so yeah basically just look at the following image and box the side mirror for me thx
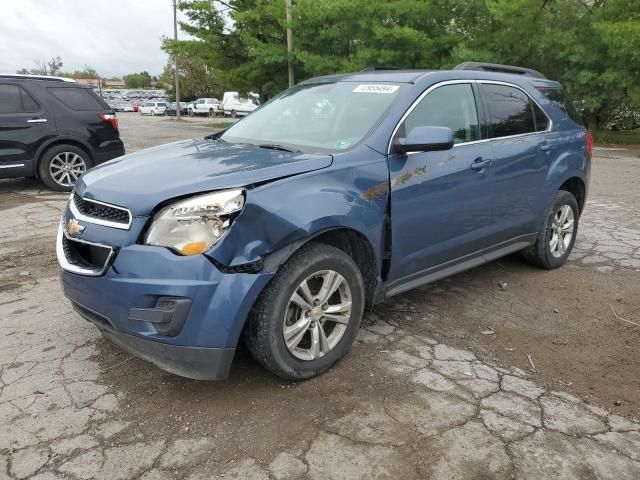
[396,126,454,154]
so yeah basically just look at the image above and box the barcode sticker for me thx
[352,84,399,94]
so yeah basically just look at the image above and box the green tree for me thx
[168,0,640,128]
[123,71,152,89]
[159,52,220,101]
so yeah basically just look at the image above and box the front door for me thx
[0,83,53,170]
[387,82,496,291]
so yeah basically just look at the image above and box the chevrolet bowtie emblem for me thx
[67,218,85,236]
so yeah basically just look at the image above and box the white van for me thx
[222,92,260,117]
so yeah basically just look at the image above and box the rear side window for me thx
[0,84,39,114]
[532,102,549,131]
[537,87,583,125]
[402,83,480,144]
[481,84,536,138]
[48,87,107,111]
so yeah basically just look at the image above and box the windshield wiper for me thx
[257,143,301,153]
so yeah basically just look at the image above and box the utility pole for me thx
[172,0,181,119]
[285,0,294,87]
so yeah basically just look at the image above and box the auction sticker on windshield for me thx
[353,84,399,94]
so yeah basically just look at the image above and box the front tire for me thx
[38,144,92,191]
[522,190,579,269]
[231,110,237,118]
[244,243,365,380]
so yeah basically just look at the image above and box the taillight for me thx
[98,113,118,131]
[586,130,593,159]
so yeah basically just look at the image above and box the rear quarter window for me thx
[48,87,109,111]
[537,87,583,125]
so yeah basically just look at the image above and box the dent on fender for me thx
[207,159,390,271]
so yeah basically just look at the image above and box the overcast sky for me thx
[0,0,190,78]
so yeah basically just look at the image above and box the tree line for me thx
[162,0,639,130]
[17,57,159,90]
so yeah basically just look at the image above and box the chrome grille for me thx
[72,192,131,229]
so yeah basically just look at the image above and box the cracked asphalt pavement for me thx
[1,114,639,479]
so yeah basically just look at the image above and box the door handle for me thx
[26,118,47,123]
[540,142,552,151]
[470,157,492,171]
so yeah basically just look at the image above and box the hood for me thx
[77,138,333,215]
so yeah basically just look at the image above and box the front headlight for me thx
[144,189,244,255]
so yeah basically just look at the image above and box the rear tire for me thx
[231,110,237,118]
[38,144,92,191]
[522,190,579,269]
[244,243,365,380]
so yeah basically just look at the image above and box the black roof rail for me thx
[360,66,404,72]
[0,73,76,83]
[454,62,546,79]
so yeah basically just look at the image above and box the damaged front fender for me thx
[207,153,391,276]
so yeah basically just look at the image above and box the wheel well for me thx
[559,177,586,213]
[311,229,379,308]
[38,140,92,171]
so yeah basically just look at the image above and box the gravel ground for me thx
[0,114,639,479]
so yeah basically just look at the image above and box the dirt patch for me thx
[0,238,58,293]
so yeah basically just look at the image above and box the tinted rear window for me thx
[537,87,583,125]
[48,87,108,111]
[481,84,536,138]
[0,84,39,114]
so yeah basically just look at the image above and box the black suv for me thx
[0,74,125,191]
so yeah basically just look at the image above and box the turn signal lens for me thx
[180,242,208,256]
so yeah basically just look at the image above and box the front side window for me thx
[481,84,537,138]
[398,83,480,144]
[0,84,39,114]
[221,82,407,153]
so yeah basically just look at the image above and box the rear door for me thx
[387,82,496,289]
[0,82,55,170]
[477,82,553,250]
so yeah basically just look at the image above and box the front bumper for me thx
[57,220,273,380]
[73,301,234,380]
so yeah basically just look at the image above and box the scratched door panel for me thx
[387,141,496,282]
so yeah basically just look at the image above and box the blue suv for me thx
[57,63,591,381]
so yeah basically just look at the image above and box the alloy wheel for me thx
[49,152,87,188]
[549,205,575,258]
[283,270,352,361]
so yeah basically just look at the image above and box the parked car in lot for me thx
[165,102,188,116]
[0,74,124,190]
[187,98,221,117]
[58,63,590,381]
[118,103,135,112]
[222,91,260,117]
[139,101,167,116]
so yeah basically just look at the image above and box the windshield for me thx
[221,82,406,153]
